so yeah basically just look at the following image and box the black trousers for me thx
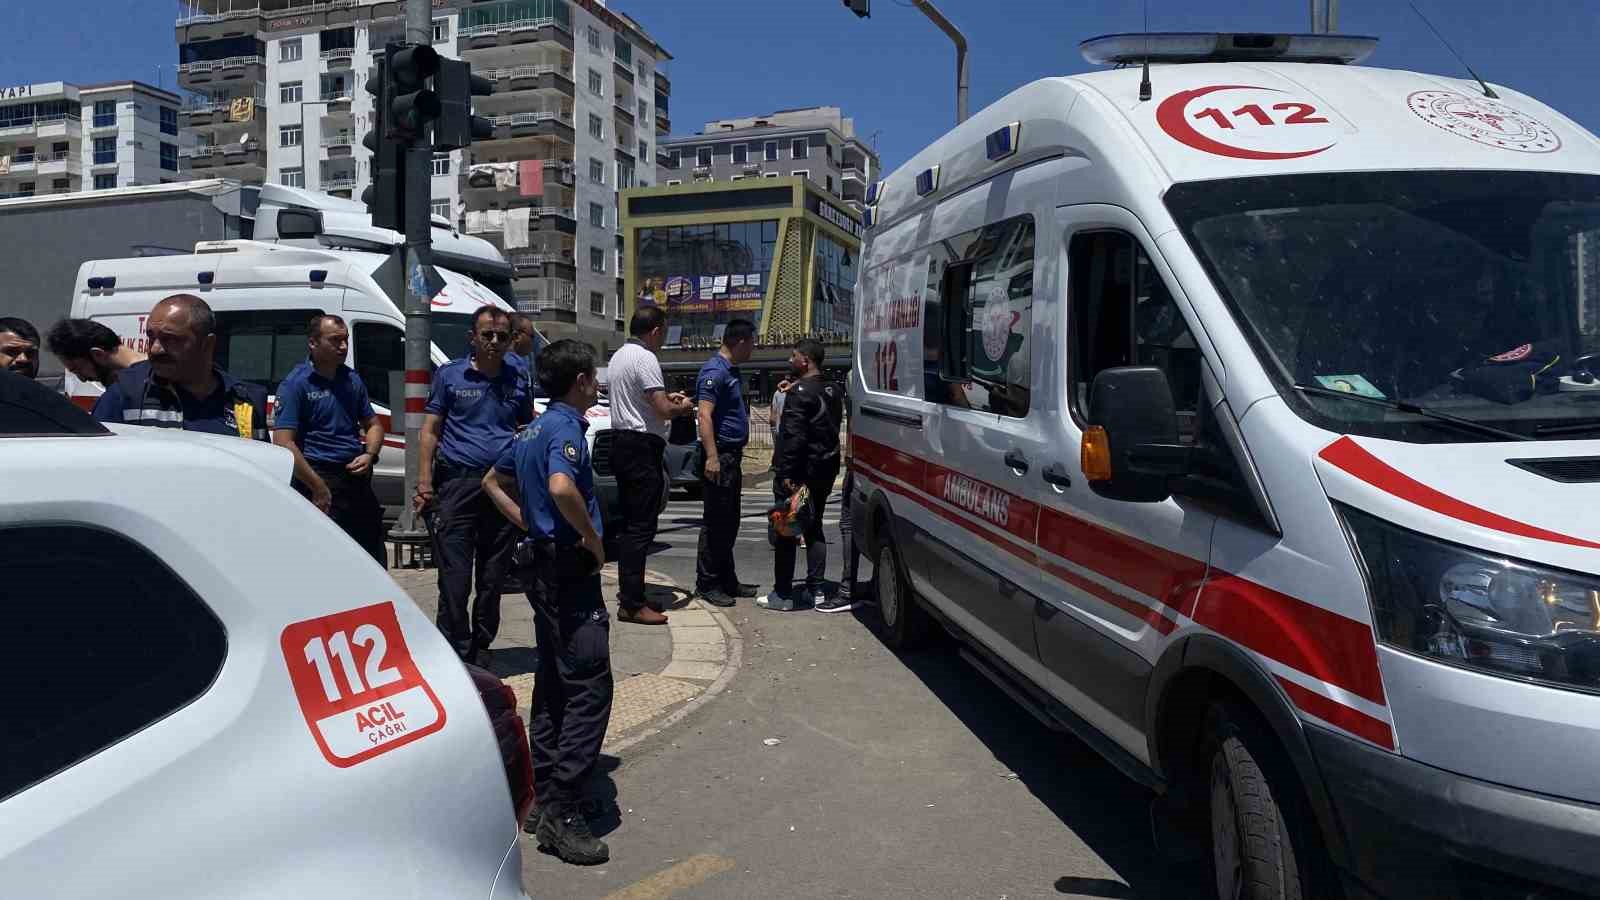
[298,461,386,566]
[839,466,861,587]
[526,564,612,804]
[431,464,517,661]
[611,430,665,612]
[773,467,837,595]
[695,445,744,593]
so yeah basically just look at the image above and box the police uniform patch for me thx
[564,441,579,462]
[703,378,715,390]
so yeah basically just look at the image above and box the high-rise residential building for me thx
[175,0,671,355]
[656,107,878,214]
[0,81,192,200]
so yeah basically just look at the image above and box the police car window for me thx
[0,525,226,803]
[213,309,324,396]
[935,214,1035,418]
[354,322,404,409]
[1071,231,1202,442]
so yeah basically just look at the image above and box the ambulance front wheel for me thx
[874,528,929,650]
[1203,701,1330,900]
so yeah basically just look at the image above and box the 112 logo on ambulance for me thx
[280,603,447,767]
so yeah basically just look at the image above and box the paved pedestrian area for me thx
[389,558,740,752]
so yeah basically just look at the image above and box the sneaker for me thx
[698,588,737,608]
[758,590,809,612]
[814,591,856,614]
[521,804,544,835]
[724,582,760,599]
[536,800,610,865]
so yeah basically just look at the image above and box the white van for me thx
[850,33,1600,899]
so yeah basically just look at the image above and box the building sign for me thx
[268,14,315,29]
[806,193,864,240]
[0,85,33,100]
[638,272,763,314]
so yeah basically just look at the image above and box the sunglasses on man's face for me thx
[477,330,511,342]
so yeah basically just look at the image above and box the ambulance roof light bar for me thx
[1080,32,1379,66]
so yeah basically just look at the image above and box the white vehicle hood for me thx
[104,422,294,486]
[1315,434,1600,574]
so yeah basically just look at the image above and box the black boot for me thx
[536,800,610,865]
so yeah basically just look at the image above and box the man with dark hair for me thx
[416,304,533,665]
[764,339,845,611]
[0,317,41,380]
[693,318,757,607]
[272,315,387,564]
[508,312,544,397]
[92,295,268,440]
[606,305,694,625]
[46,318,145,388]
[482,338,612,865]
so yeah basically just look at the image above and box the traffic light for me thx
[434,59,495,151]
[843,0,869,18]
[361,56,403,230]
[387,43,441,142]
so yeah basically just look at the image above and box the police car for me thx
[0,372,534,898]
[852,32,1600,900]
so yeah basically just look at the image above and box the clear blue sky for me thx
[5,1,1595,175]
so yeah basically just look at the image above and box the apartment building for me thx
[0,81,189,200]
[656,107,877,213]
[175,0,672,355]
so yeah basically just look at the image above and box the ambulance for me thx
[64,183,546,513]
[849,32,1600,899]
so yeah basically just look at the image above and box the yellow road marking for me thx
[601,854,735,900]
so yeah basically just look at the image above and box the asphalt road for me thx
[520,487,1206,900]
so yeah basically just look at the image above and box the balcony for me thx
[485,109,574,143]
[613,102,635,130]
[320,172,356,192]
[459,17,571,51]
[613,61,634,86]
[176,0,360,28]
[37,151,81,177]
[320,46,356,66]
[655,113,670,135]
[842,167,865,182]
[321,130,355,156]
[178,56,266,87]
[0,112,80,140]
[462,158,574,197]
[477,64,575,97]
[509,250,575,272]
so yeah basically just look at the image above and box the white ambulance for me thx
[849,33,1600,899]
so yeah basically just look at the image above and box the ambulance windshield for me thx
[1167,170,1600,442]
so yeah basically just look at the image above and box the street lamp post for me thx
[298,98,337,188]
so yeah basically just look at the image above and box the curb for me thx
[605,592,744,755]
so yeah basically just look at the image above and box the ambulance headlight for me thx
[1340,505,1600,691]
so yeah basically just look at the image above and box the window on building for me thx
[762,172,779,179]
[634,219,781,344]
[732,145,747,165]
[731,175,743,182]
[0,525,227,804]
[160,142,178,172]
[590,247,605,273]
[589,158,605,184]
[667,179,682,186]
[94,174,117,190]
[92,100,116,128]
[667,149,681,169]
[792,138,809,160]
[431,18,450,43]
[696,146,712,167]
[49,178,68,193]
[431,199,451,220]
[14,146,33,164]
[279,167,304,188]
[638,99,649,122]
[791,170,809,182]
[160,106,178,135]
[926,214,1036,418]
[93,137,116,166]
[432,153,450,177]
[590,291,606,316]
[588,114,604,140]
[826,175,834,193]
[280,81,303,105]
[587,26,601,52]
[281,38,302,62]
[18,182,35,196]
[588,69,603,96]
[613,35,632,66]
[280,125,302,148]
[764,141,778,162]
[589,202,605,228]
[639,140,648,162]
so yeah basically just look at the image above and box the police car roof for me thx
[0,370,109,437]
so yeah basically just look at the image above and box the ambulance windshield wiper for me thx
[1291,384,1533,442]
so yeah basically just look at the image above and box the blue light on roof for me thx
[985,123,1020,161]
[914,166,939,197]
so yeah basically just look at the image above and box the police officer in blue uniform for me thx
[481,339,612,866]
[93,294,268,440]
[415,306,533,665]
[693,318,758,607]
[272,314,387,565]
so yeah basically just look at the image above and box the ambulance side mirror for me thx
[1086,366,1188,503]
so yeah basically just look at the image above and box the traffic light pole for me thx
[911,0,968,125]
[393,0,435,542]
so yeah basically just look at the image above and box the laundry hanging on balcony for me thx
[503,207,531,250]
[518,160,543,198]
[466,162,518,190]
[465,210,487,233]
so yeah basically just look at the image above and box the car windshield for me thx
[1166,171,1600,442]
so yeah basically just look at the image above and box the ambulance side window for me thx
[934,214,1035,417]
[214,309,325,396]
[1070,232,1202,442]
[354,322,405,409]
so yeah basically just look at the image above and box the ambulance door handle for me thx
[1003,448,1030,475]
[1042,463,1072,491]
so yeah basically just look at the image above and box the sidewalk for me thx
[389,561,741,752]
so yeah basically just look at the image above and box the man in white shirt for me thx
[608,305,695,624]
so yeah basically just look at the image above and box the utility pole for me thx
[392,0,437,543]
[1310,0,1339,33]
[844,0,968,125]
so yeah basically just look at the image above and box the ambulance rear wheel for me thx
[1203,701,1326,900]
[875,530,928,650]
